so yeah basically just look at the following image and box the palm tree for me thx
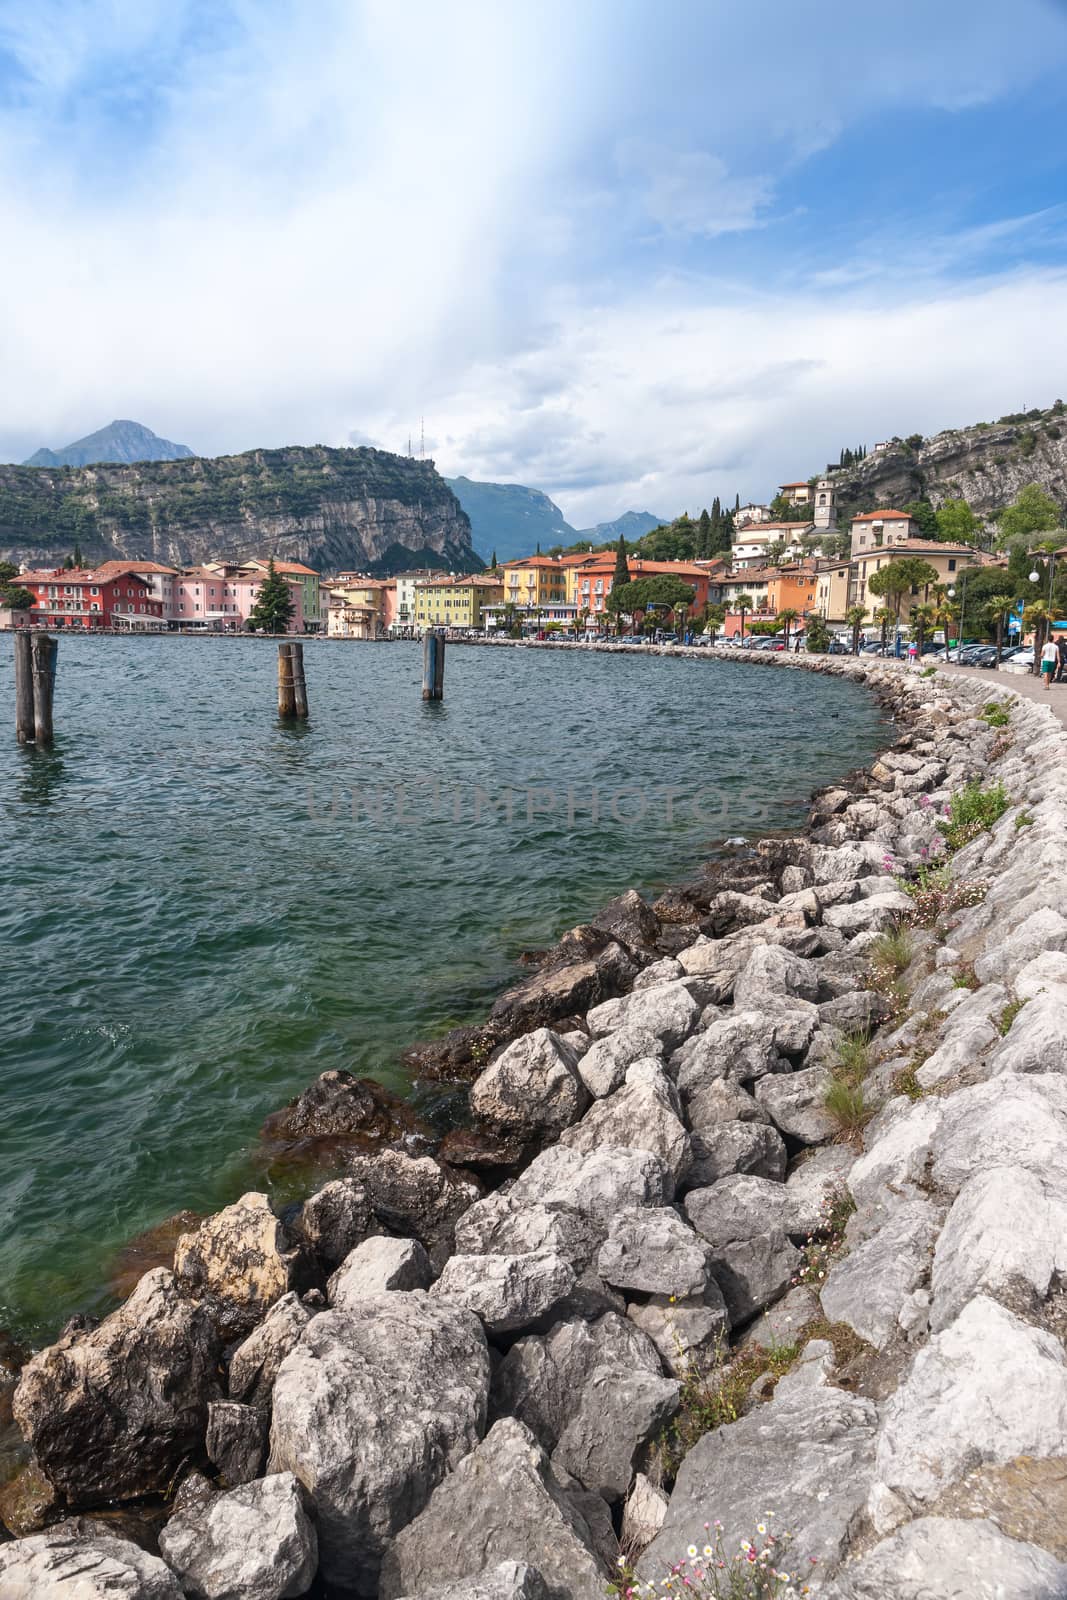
[873,605,894,652]
[983,593,1016,667]
[909,602,937,653]
[734,594,755,643]
[704,602,727,643]
[931,594,957,662]
[1024,600,1052,674]
[776,608,799,650]
[844,604,867,656]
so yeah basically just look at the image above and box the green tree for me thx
[776,608,799,650]
[935,498,979,544]
[0,562,18,585]
[733,593,755,643]
[983,593,1016,666]
[697,507,712,558]
[702,602,727,641]
[903,500,938,538]
[73,542,83,567]
[997,483,1061,545]
[1,585,34,612]
[844,604,867,655]
[909,602,937,651]
[805,614,831,652]
[611,535,631,593]
[867,557,941,624]
[932,594,958,660]
[248,557,294,633]
[1023,600,1052,670]
[490,550,497,570]
[874,605,894,651]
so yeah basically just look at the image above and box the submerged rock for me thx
[14,1268,221,1507]
[261,1068,427,1150]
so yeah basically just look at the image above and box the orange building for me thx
[767,565,819,618]
[566,556,718,625]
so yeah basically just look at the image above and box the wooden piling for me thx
[277,642,297,717]
[290,640,309,718]
[14,632,34,744]
[30,633,57,747]
[422,631,445,700]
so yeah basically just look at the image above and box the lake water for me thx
[0,637,886,1337]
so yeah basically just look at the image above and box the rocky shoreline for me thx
[3,654,1067,1599]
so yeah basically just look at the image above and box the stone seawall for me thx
[3,657,1067,1599]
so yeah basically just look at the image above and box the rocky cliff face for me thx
[831,403,1067,527]
[0,446,479,576]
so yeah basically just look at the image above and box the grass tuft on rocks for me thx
[980,701,1011,729]
[997,998,1027,1036]
[937,779,1008,850]
[823,1030,873,1139]
[891,1063,926,1101]
[654,1342,801,1482]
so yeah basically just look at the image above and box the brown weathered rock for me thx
[651,888,702,925]
[591,890,662,954]
[106,1210,203,1302]
[174,1192,302,1337]
[261,1069,427,1151]
[438,1123,529,1174]
[205,1400,268,1487]
[0,1458,65,1536]
[13,1268,221,1507]
[296,1176,375,1270]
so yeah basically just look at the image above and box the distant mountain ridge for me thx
[24,419,194,469]
[445,476,666,561]
[0,445,477,575]
[577,510,665,543]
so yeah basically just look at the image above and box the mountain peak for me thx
[24,420,195,469]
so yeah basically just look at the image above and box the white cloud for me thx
[616,139,773,238]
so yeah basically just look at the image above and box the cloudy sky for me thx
[3,0,1067,524]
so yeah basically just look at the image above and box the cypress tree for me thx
[249,556,295,633]
[490,550,497,570]
[611,535,631,592]
[697,508,712,558]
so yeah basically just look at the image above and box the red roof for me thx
[736,521,813,534]
[91,559,177,578]
[779,481,810,489]
[851,509,912,522]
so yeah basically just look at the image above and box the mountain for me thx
[0,446,479,576]
[23,419,195,469]
[827,401,1067,531]
[444,476,576,563]
[577,510,666,543]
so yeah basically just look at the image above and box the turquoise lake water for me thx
[0,637,886,1337]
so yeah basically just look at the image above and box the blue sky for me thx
[3,0,1067,523]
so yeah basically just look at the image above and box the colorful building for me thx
[848,510,916,556]
[172,566,306,630]
[848,541,978,612]
[565,556,717,626]
[413,574,504,630]
[499,555,573,612]
[235,559,321,630]
[814,560,852,623]
[16,567,165,628]
[779,480,813,506]
[766,565,820,619]
[326,579,393,638]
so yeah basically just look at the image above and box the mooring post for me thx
[278,641,297,717]
[14,632,34,744]
[422,630,445,700]
[290,639,309,718]
[30,633,57,747]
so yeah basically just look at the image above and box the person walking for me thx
[1056,632,1067,684]
[907,638,919,669]
[1041,632,1059,688]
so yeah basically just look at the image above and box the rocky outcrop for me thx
[158,1472,317,1600]
[13,1268,221,1506]
[0,445,478,574]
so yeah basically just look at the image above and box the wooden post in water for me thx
[277,641,297,717]
[422,631,445,700]
[30,633,57,747]
[290,640,309,718]
[14,632,34,744]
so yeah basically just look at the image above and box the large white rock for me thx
[848,1098,945,1212]
[469,1028,588,1135]
[431,1251,576,1336]
[227,1291,312,1407]
[836,1516,1067,1600]
[551,1361,680,1502]
[499,1143,673,1218]
[875,1295,1067,1504]
[784,1147,856,1234]
[158,1472,317,1600]
[560,1061,691,1186]
[929,1074,1067,1195]
[732,944,821,1008]
[328,1236,431,1309]
[576,1025,664,1099]
[267,1293,489,1594]
[636,1343,877,1583]
[820,1199,942,1349]
[378,1419,610,1600]
[393,1564,548,1600]
[627,1286,729,1375]
[929,1165,1067,1331]
[684,1174,793,1248]
[597,1208,708,1299]
[974,906,1067,986]
[686,1121,787,1188]
[586,981,700,1049]
[0,1529,184,1599]
[453,1196,603,1270]
[989,989,1067,1076]
[755,1066,837,1144]
[673,1011,779,1095]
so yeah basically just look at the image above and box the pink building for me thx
[171,566,306,631]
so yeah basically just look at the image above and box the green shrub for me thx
[938,780,1009,850]
[920,665,937,678]
[869,923,914,978]
[1015,810,1034,829]
[823,1077,870,1137]
[997,999,1027,1036]
[902,866,988,927]
[981,702,1010,728]
[891,1064,925,1100]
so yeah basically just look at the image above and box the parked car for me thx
[1004,647,1035,667]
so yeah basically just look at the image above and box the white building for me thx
[813,479,838,531]
[735,502,771,529]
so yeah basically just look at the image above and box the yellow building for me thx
[814,560,852,623]
[327,579,388,638]
[848,541,978,612]
[413,574,503,630]
[500,556,570,610]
